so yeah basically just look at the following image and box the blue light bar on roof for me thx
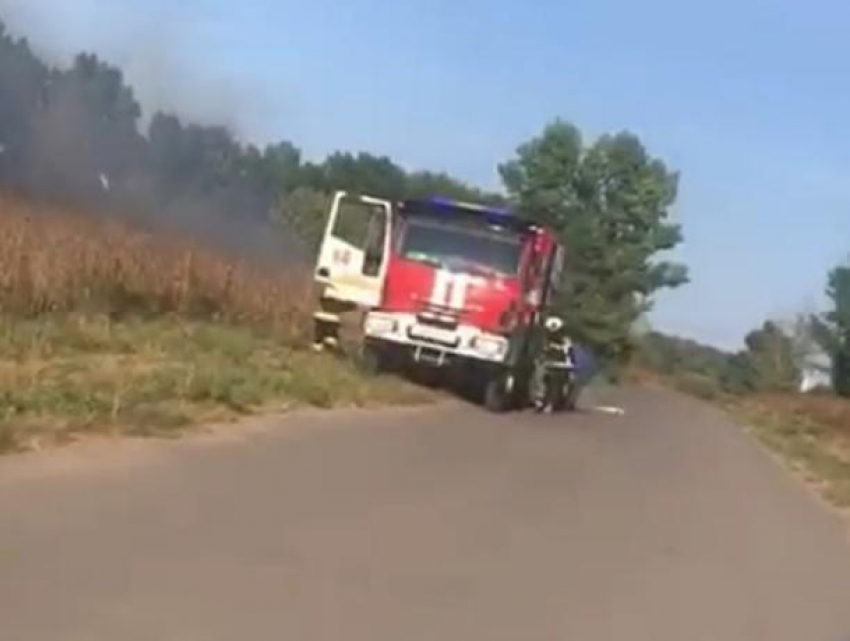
[425,197,514,219]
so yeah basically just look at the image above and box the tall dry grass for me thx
[0,196,314,343]
[0,196,436,454]
[745,392,850,441]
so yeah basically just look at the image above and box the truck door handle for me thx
[317,267,330,278]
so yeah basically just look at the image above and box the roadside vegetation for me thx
[0,198,432,453]
[635,267,850,509]
[735,393,850,508]
[0,15,692,452]
[1,6,843,501]
[0,17,497,453]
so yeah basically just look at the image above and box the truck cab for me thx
[314,192,565,411]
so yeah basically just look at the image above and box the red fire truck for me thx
[313,192,566,412]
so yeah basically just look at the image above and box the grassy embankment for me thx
[637,369,850,509]
[0,197,431,453]
[733,392,850,509]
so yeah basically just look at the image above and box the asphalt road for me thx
[2,387,850,640]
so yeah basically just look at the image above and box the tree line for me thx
[0,15,689,367]
[638,264,850,399]
[812,266,850,396]
[0,17,492,260]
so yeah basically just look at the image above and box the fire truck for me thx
[313,192,566,412]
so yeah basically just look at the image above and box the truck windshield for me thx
[399,216,523,277]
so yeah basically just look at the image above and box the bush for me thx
[674,374,722,401]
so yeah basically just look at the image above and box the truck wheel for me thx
[509,373,531,411]
[484,376,510,413]
[360,343,384,376]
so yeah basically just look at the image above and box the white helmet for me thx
[544,316,564,333]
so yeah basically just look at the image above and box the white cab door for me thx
[315,191,393,308]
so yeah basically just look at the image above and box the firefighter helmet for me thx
[544,316,564,333]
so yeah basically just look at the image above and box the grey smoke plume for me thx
[0,0,274,138]
[0,1,302,263]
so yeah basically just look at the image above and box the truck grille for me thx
[416,306,459,330]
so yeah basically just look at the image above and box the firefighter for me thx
[313,206,386,352]
[531,315,576,411]
[312,298,356,352]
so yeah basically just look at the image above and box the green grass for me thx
[0,315,434,453]
[730,398,850,509]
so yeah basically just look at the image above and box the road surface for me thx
[2,387,850,640]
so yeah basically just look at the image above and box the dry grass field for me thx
[0,196,431,452]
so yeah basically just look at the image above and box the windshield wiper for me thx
[443,257,503,278]
[405,253,445,269]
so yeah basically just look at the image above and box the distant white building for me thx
[800,353,832,393]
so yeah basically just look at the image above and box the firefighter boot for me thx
[312,312,341,352]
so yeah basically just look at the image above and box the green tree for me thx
[27,53,146,205]
[500,120,687,365]
[719,352,759,395]
[261,141,304,194]
[303,152,408,200]
[0,19,50,188]
[405,170,502,203]
[742,321,801,392]
[811,265,850,397]
[276,187,333,255]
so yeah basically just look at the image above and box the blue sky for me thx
[2,0,849,348]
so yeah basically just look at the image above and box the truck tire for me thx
[563,383,580,412]
[360,342,384,376]
[484,376,510,413]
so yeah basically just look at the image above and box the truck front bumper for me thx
[363,311,510,366]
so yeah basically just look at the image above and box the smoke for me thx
[0,0,274,139]
[0,1,302,264]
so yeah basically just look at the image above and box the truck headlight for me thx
[364,315,397,336]
[473,336,508,359]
